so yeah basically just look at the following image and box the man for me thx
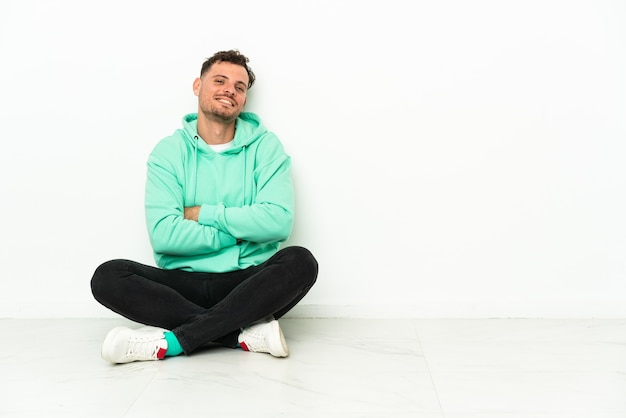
[91,50,318,363]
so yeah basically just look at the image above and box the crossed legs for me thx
[90,246,318,355]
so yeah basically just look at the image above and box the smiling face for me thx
[193,61,249,124]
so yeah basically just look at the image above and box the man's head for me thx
[193,50,255,124]
[200,50,255,90]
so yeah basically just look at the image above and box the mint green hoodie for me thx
[145,112,294,272]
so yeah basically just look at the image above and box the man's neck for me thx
[197,115,236,145]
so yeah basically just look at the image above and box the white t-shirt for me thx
[208,140,234,153]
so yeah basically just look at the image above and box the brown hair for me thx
[200,50,256,89]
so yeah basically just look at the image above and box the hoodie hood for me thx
[181,112,268,153]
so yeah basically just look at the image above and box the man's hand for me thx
[184,205,242,244]
[184,206,201,222]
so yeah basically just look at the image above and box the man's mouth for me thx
[216,97,235,107]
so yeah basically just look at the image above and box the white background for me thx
[1,0,625,318]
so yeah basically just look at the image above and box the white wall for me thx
[1,0,625,318]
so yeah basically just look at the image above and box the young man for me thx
[91,50,318,363]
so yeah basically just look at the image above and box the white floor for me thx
[1,318,625,417]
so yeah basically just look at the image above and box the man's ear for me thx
[192,78,201,96]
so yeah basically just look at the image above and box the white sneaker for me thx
[101,326,168,364]
[238,319,289,358]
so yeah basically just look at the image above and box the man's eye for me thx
[236,86,245,93]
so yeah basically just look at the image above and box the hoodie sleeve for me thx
[197,136,294,243]
[145,141,238,256]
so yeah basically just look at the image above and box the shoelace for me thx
[126,335,163,360]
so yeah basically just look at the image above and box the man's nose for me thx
[224,84,236,96]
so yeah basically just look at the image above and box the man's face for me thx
[193,61,249,123]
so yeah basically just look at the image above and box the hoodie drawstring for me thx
[242,145,247,207]
[192,135,199,205]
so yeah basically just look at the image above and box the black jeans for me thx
[90,246,318,354]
